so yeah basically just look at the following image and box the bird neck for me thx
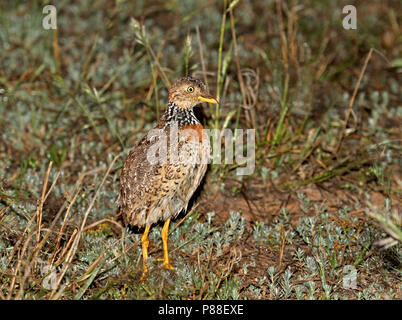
[164,101,199,127]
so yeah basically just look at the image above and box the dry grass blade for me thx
[83,218,124,233]
[229,8,248,135]
[6,231,35,300]
[335,48,374,153]
[49,153,122,299]
[5,162,61,299]
[278,224,285,268]
[196,26,209,91]
[0,203,10,222]
[36,161,53,243]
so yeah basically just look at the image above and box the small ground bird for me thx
[118,77,218,279]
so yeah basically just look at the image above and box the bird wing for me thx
[118,124,209,226]
[118,132,164,212]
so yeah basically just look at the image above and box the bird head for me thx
[168,77,218,109]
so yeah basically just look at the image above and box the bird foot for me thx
[139,271,148,281]
[163,262,174,270]
[157,258,174,270]
[139,265,149,281]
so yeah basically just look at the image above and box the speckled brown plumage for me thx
[117,77,218,279]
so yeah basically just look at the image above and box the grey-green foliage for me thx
[214,212,246,256]
[280,267,293,298]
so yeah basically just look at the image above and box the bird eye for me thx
[187,86,194,93]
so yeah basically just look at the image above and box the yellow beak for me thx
[198,96,219,104]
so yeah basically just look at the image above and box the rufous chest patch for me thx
[181,123,204,142]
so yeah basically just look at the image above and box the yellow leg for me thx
[139,225,151,281]
[159,218,174,269]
